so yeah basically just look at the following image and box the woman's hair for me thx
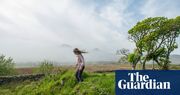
[73,48,87,54]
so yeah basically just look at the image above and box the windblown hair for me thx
[73,48,87,54]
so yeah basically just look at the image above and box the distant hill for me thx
[170,54,180,64]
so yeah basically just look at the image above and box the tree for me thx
[127,49,141,70]
[156,16,180,69]
[116,48,130,64]
[0,55,15,76]
[118,56,129,64]
[117,48,141,70]
[128,16,180,70]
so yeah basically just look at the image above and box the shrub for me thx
[38,60,54,75]
[0,55,15,76]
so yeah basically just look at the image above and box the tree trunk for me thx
[162,56,170,70]
[155,59,162,68]
[132,64,136,70]
[142,58,147,70]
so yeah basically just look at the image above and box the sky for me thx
[0,0,180,64]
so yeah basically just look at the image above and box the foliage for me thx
[38,60,54,75]
[127,50,141,70]
[0,55,15,76]
[128,16,180,70]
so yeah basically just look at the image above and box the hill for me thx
[0,70,114,95]
[170,54,180,64]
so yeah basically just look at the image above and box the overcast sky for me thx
[0,0,180,63]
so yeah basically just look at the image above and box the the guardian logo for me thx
[118,72,171,90]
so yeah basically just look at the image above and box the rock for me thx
[0,74,45,85]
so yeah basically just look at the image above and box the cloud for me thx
[0,0,133,63]
[0,0,179,63]
[140,0,180,18]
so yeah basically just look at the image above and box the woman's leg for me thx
[79,66,85,82]
[75,69,80,82]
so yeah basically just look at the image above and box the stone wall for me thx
[0,74,45,85]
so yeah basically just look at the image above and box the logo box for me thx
[115,70,180,95]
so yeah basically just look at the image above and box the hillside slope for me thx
[0,70,115,95]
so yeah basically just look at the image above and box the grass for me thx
[1,64,180,95]
[0,70,115,95]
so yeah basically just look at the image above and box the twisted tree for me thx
[128,16,180,70]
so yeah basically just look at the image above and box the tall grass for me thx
[0,70,115,95]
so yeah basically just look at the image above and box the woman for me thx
[73,48,86,82]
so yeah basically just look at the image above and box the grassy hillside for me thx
[1,64,179,95]
[0,70,115,95]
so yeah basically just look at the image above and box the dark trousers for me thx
[75,66,85,82]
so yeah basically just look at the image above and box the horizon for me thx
[15,54,180,68]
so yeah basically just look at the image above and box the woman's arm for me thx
[75,55,81,67]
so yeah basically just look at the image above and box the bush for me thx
[0,55,15,76]
[38,60,54,75]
